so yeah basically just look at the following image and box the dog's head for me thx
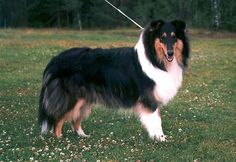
[143,20,189,70]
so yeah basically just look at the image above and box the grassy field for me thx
[0,28,235,161]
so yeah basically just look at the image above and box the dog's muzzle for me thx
[165,50,174,62]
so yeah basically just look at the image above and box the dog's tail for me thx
[38,67,76,134]
[38,48,90,134]
[38,71,55,134]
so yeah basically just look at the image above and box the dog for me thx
[38,20,189,141]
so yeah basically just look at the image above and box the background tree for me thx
[0,0,236,31]
[211,0,221,30]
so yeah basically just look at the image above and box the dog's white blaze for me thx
[135,35,183,105]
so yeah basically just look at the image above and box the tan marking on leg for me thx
[72,105,92,137]
[54,117,65,138]
[134,102,152,117]
[54,99,86,138]
[80,105,92,120]
[65,99,85,122]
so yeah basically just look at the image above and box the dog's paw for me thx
[154,134,166,142]
[149,130,166,142]
[77,132,90,138]
[76,129,90,138]
[55,133,63,139]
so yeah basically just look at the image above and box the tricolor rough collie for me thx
[39,20,189,141]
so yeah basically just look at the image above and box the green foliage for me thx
[0,29,236,161]
[0,0,236,31]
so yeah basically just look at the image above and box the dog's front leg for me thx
[135,106,166,142]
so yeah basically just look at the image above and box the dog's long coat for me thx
[39,20,189,141]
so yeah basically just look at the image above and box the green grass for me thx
[0,28,236,161]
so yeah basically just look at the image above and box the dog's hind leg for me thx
[72,104,92,137]
[72,120,90,137]
[54,117,65,138]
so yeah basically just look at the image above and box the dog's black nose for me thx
[167,50,174,57]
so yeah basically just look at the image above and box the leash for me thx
[104,0,144,30]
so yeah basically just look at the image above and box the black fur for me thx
[39,47,157,130]
[172,20,190,67]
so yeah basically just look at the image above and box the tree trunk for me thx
[66,9,69,26]
[57,0,61,28]
[212,0,220,30]
[77,12,82,30]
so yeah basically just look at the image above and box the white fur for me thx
[76,127,90,138]
[135,34,183,105]
[41,120,48,134]
[139,109,166,141]
[41,120,54,134]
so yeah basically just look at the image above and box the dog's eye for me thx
[160,36,166,43]
[172,35,177,42]
[171,32,177,42]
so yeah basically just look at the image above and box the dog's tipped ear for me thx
[172,20,186,31]
[149,19,164,31]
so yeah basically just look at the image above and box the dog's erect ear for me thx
[149,20,164,31]
[172,20,186,31]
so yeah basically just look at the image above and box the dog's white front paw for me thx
[149,130,166,142]
[154,134,166,142]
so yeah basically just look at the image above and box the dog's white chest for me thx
[135,39,183,105]
[154,60,183,105]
